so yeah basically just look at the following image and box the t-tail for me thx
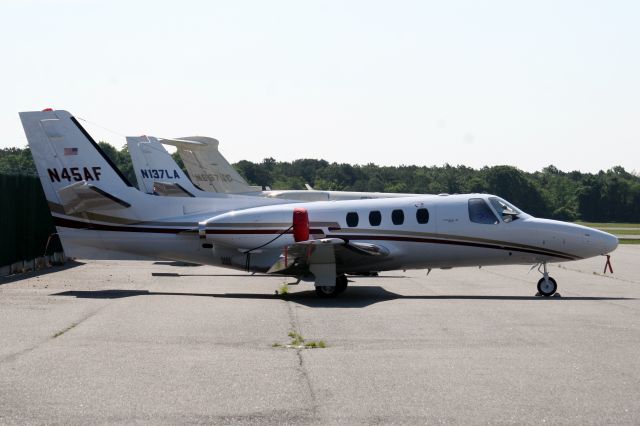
[19,109,289,261]
[20,110,136,207]
[126,135,202,197]
[160,136,262,193]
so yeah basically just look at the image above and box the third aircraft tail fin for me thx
[161,136,262,194]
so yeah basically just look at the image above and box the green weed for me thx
[277,282,289,296]
[272,331,327,349]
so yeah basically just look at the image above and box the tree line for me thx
[2,144,639,223]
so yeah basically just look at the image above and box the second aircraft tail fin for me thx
[126,135,201,196]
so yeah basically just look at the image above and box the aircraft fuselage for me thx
[55,194,617,276]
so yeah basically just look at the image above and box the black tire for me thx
[335,275,348,294]
[537,276,557,297]
[315,275,348,298]
[315,285,339,298]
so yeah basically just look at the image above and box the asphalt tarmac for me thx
[1,246,639,424]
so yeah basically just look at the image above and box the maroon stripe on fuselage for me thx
[53,216,189,234]
[53,216,578,260]
[204,229,326,235]
[326,234,578,261]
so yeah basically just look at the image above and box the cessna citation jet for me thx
[20,109,618,297]
[126,134,416,201]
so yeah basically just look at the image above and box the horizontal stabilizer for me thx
[152,181,195,198]
[57,181,131,214]
[158,137,207,147]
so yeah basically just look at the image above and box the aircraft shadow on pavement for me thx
[150,273,407,279]
[153,261,202,267]
[151,272,277,278]
[50,286,635,309]
[0,260,85,285]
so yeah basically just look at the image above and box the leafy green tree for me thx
[480,166,548,217]
[0,147,37,176]
[2,143,639,222]
[97,142,135,185]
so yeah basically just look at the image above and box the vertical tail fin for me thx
[161,136,261,193]
[19,110,134,206]
[19,109,145,259]
[126,135,200,196]
[18,109,291,261]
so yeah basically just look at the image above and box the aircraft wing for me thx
[267,238,390,285]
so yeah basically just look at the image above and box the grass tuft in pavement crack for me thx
[272,331,327,349]
[276,282,289,296]
[53,322,78,338]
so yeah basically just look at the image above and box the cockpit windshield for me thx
[489,197,523,223]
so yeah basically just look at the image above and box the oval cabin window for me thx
[346,212,359,227]
[369,211,382,226]
[391,209,404,225]
[416,208,429,224]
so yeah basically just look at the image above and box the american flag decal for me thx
[64,147,78,156]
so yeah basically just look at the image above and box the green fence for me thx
[0,174,62,266]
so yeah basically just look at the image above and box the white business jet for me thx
[20,109,618,297]
[127,134,417,201]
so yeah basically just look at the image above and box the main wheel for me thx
[335,274,348,293]
[537,276,557,297]
[315,285,339,298]
[315,275,349,298]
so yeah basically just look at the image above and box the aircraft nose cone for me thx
[601,232,619,254]
[590,228,619,255]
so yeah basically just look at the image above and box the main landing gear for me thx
[315,274,348,298]
[536,262,558,297]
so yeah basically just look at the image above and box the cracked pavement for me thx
[1,247,639,424]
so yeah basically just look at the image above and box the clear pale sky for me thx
[2,0,638,172]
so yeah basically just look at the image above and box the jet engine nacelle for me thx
[199,206,303,250]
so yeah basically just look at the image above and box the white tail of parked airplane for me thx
[127,135,207,197]
[21,109,619,298]
[133,134,418,201]
[19,110,291,261]
[160,136,262,193]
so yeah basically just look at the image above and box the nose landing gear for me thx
[536,262,557,297]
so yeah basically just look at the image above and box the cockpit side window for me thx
[346,212,359,227]
[488,197,521,223]
[468,198,499,224]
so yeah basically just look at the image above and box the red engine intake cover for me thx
[292,207,309,242]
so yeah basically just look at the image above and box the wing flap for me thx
[267,238,391,282]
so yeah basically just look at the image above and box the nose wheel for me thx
[537,276,557,297]
[536,262,557,297]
